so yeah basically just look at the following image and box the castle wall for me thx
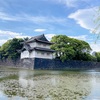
[21,50,29,59]
[0,58,100,70]
[34,51,53,59]
[29,51,35,58]
[0,58,34,69]
[21,50,53,59]
[34,58,100,70]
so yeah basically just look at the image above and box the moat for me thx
[0,68,100,100]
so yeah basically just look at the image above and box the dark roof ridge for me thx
[26,34,50,43]
[31,47,55,52]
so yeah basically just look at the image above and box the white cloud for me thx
[0,31,55,45]
[34,29,46,32]
[90,43,100,52]
[58,0,79,7]
[45,34,56,40]
[0,12,20,21]
[21,15,67,24]
[68,7,99,34]
[68,35,87,41]
[0,30,31,46]
[15,35,31,39]
[68,35,100,52]
[0,30,22,37]
[51,0,100,8]
[0,30,22,45]
[0,39,7,46]
[52,0,92,8]
[0,11,67,24]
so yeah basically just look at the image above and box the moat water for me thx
[0,68,100,100]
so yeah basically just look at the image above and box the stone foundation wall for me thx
[0,58,34,69]
[0,58,100,70]
[34,58,100,70]
[20,58,34,69]
[0,59,21,68]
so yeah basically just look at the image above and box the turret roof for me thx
[25,34,53,44]
[20,46,55,53]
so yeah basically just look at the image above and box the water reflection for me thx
[19,70,35,88]
[51,77,56,86]
[85,72,100,100]
[0,68,100,100]
[45,96,52,100]
[0,91,8,100]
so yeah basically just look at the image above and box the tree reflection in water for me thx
[0,69,94,100]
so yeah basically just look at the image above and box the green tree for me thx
[95,52,100,62]
[51,35,92,61]
[0,40,11,60]
[51,35,75,61]
[0,38,23,61]
[71,39,92,60]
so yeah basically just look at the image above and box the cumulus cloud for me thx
[68,35,87,41]
[0,30,22,37]
[45,34,56,40]
[34,29,46,32]
[68,35,100,52]
[15,35,31,39]
[90,43,100,52]
[0,30,31,46]
[0,30,56,46]
[0,39,7,46]
[0,30,19,45]
[68,7,99,34]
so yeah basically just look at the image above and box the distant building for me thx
[20,34,55,59]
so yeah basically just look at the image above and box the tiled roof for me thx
[32,47,55,52]
[20,47,55,52]
[19,34,55,53]
[26,34,53,44]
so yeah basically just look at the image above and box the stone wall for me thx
[0,58,34,69]
[0,59,21,68]
[21,58,34,69]
[34,58,100,70]
[0,58,100,70]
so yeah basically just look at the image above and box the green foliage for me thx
[51,35,92,61]
[0,35,99,62]
[0,38,23,61]
[95,52,100,62]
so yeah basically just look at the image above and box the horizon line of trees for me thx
[0,35,100,62]
[0,38,24,62]
[51,35,100,62]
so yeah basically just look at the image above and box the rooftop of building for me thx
[23,34,53,44]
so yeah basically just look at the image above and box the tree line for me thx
[0,38,23,61]
[0,35,100,62]
[51,35,100,62]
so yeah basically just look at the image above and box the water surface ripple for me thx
[0,68,100,100]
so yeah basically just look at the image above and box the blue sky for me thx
[0,0,100,51]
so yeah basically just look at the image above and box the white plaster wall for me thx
[21,50,54,59]
[29,42,50,49]
[29,51,35,58]
[21,51,29,59]
[34,51,53,59]
[29,42,37,48]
